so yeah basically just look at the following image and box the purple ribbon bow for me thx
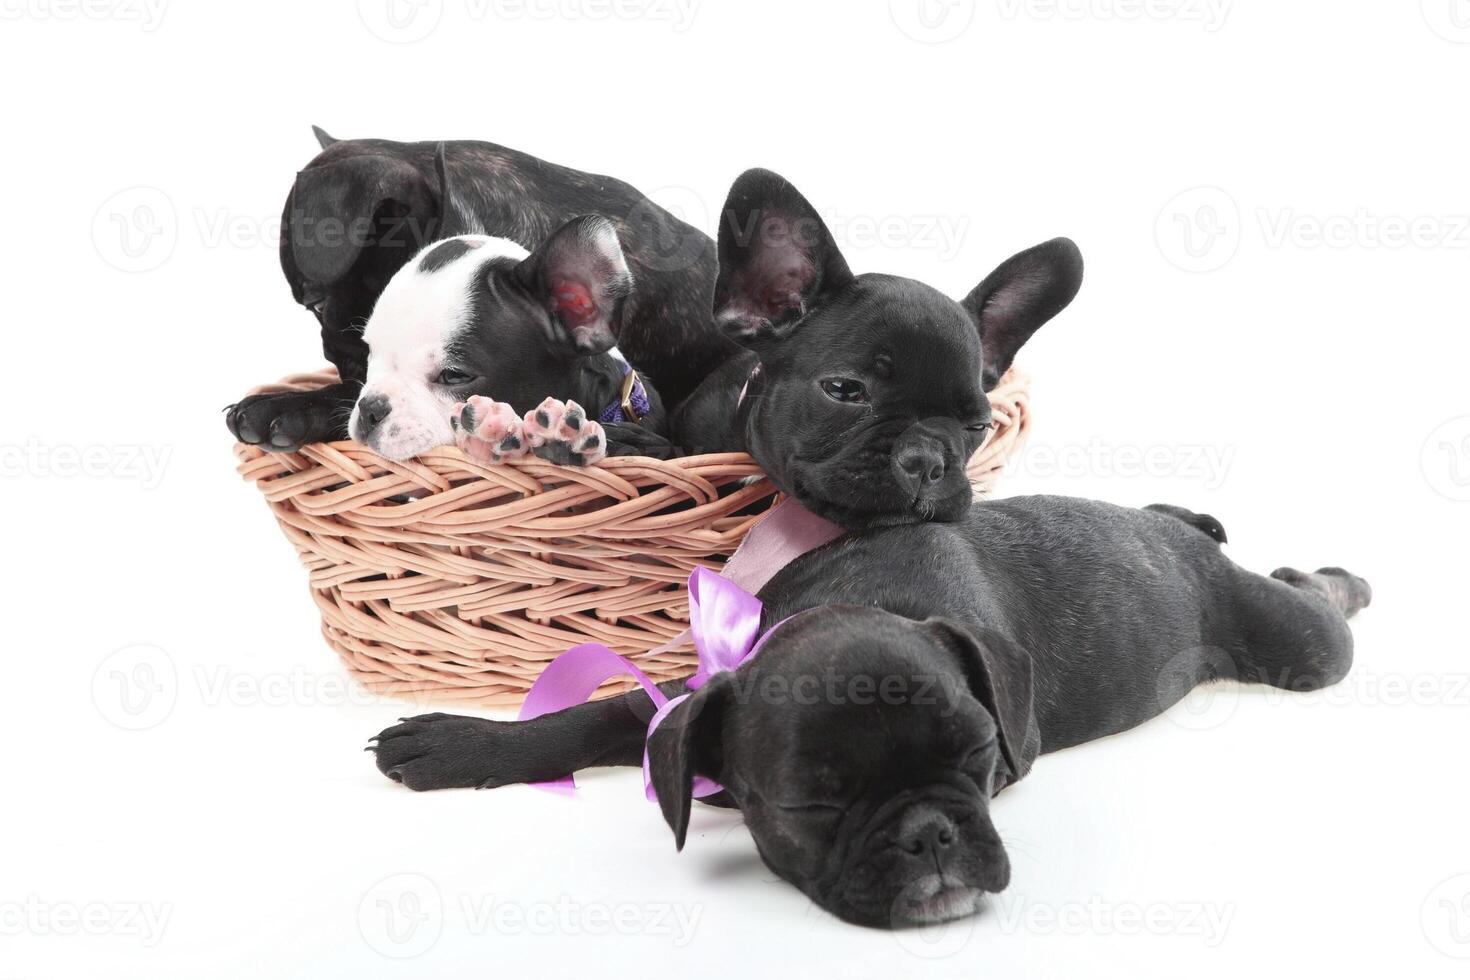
[518,566,773,801]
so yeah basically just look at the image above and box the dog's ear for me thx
[959,238,1083,390]
[713,168,854,350]
[287,155,436,285]
[311,125,337,150]
[646,674,734,851]
[926,619,1037,786]
[513,214,632,357]
[433,142,477,238]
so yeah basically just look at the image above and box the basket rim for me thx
[232,364,1030,476]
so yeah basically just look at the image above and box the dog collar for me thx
[735,363,762,410]
[598,365,650,426]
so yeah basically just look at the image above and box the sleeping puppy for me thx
[226,128,734,452]
[655,168,1084,528]
[368,499,1370,928]
[348,148,667,464]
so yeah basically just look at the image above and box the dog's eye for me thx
[961,741,997,771]
[966,421,994,434]
[778,801,846,816]
[436,368,476,387]
[820,378,869,404]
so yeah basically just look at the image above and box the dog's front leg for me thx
[602,422,678,459]
[226,380,361,451]
[368,678,690,792]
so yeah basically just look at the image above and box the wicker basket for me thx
[233,367,1031,707]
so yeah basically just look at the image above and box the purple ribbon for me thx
[518,566,770,801]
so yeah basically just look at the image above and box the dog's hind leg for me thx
[1228,565,1369,694]
[367,678,690,792]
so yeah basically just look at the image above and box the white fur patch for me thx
[351,234,528,460]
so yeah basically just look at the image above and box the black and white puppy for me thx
[348,148,667,463]
[368,498,1369,928]
[227,128,733,452]
[664,168,1084,528]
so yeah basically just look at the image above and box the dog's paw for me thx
[1271,565,1372,618]
[368,713,522,792]
[226,386,352,451]
[522,397,606,466]
[452,396,528,464]
[601,422,676,459]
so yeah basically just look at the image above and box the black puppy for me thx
[369,498,1369,927]
[227,128,734,452]
[345,146,667,463]
[658,168,1084,528]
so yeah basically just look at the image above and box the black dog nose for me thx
[894,442,947,489]
[358,394,392,430]
[898,810,957,857]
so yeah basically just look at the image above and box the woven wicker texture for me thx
[234,367,1031,706]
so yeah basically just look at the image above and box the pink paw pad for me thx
[522,397,607,466]
[452,396,528,464]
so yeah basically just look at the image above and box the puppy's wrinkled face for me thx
[712,168,1084,528]
[649,607,1029,928]
[351,216,632,460]
[351,235,529,460]
[743,277,992,527]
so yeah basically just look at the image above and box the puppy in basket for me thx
[358,160,1084,529]
[227,129,732,455]
[347,145,670,465]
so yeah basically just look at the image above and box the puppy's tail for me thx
[1145,503,1228,545]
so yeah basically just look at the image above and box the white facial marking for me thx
[350,234,528,460]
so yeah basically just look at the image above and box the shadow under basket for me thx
[233,367,1032,707]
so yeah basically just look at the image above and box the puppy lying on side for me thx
[348,146,667,464]
[369,499,1370,928]
[227,128,734,452]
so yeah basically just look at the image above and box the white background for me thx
[3,1,1468,977]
